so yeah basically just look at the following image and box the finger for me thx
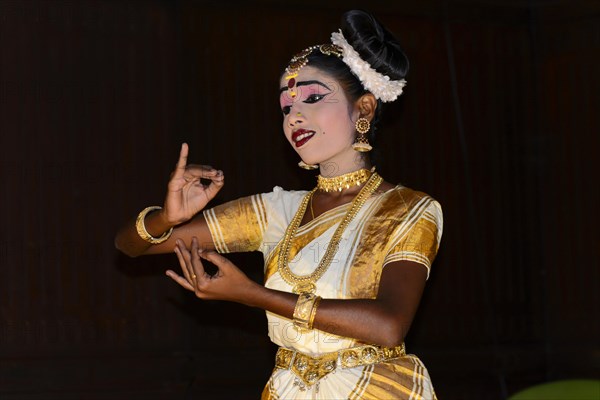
[183,165,220,180]
[212,170,225,184]
[174,240,196,283]
[176,168,220,186]
[165,270,195,291]
[187,164,215,171]
[190,237,207,281]
[198,249,232,270]
[202,170,225,199]
[172,143,189,180]
[174,245,192,282]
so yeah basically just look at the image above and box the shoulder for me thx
[380,184,443,223]
[260,186,309,203]
[258,186,310,217]
[382,184,439,207]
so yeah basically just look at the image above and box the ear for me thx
[355,93,377,121]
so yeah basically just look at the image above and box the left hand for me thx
[166,237,259,304]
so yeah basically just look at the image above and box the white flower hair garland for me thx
[330,30,407,102]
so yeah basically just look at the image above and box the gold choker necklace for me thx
[317,168,372,192]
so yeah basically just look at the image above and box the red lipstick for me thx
[292,129,316,148]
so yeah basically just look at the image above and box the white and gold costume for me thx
[204,184,443,399]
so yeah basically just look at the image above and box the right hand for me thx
[162,143,224,225]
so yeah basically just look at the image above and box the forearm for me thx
[115,210,216,258]
[169,250,425,347]
[114,208,174,257]
[247,286,410,347]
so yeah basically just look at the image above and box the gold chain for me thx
[278,172,383,294]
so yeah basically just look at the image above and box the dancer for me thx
[115,9,443,399]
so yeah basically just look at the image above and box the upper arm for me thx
[375,260,428,342]
[372,197,443,340]
[144,192,269,256]
[383,198,443,279]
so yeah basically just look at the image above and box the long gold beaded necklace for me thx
[277,170,383,294]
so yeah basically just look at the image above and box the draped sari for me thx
[203,185,443,399]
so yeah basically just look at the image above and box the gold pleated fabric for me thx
[260,355,438,400]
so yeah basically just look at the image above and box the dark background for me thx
[1,0,598,399]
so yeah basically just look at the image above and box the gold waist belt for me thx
[275,343,406,388]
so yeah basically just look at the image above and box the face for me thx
[279,66,360,171]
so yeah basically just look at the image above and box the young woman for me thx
[115,9,443,399]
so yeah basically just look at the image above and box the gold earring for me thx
[353,117,372,152]
[298,160,318,170]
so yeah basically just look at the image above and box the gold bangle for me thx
[135,206,173,244]
[293,293,319,330]
[307,296,321,330]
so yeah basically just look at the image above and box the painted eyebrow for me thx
[279,80,332,94]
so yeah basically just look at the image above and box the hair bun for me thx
[340,9,409,80]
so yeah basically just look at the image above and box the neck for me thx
[318,159,371,179]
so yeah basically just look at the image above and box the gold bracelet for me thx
[135,206,173,244]
[293,293,320,330]
[307,296,321,330]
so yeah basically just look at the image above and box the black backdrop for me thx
[1,1,598,399]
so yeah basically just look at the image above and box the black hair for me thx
[282,10,409,165]
[340,10,409,81]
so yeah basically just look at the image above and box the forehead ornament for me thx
[284,44,343,98]
[283,31,406,103]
